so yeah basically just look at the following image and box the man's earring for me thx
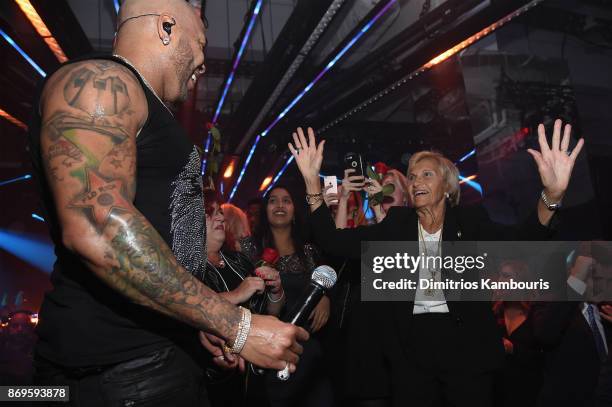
[445,192,450,199]
[163,37,170,45]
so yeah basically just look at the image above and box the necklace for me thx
[112,54,174,117]
[208,251,225,268]
[418,222,442,297]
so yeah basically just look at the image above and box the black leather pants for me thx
[34,345,209,407]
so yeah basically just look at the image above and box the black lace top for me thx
[240,236,320,318]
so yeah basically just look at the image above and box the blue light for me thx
[459,175,483,195]
[0,29,46,77]
[31,213,45,222]
[206,0,263,182]
[212,0,264,123]
[201,131,213,175]
[0,174,31,187]
[0,229,55,272]
[458,149,476,163]
[263,156,295,196]
[114,0,120,14]
[230,0,398,201]
[229,134,262,200]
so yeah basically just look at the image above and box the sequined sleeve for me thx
[239,236,259,264]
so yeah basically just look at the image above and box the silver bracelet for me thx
[267,289,285,303]
[229,306,251,354]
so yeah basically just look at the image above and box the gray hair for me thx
[407,150,461,206]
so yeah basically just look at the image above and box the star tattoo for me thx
[71,168,132,227]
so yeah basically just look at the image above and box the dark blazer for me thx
[308,203,554,396]
[531,300,602,407]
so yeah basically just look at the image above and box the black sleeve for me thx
[308,204,391,259]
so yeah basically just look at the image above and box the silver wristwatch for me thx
[541,190,562,211]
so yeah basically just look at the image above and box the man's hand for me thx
[240,314,309,373]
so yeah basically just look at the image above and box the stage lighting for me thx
[14,0,68,63]
[230,0,398,201]
[459,174,483,195]
[223,160,235,179]
[0,229,55,272]
[0,29,46,77]
[0,174,31,187]
[203,0,264,173]
[0,107,28,130]
[263,156,295,196]
[31,213,45,222]
[259,176,273,192]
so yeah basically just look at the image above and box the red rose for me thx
[206,122,214,130]
[373,162,389,177]
[260,247,280,266]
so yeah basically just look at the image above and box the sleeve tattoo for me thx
[40,60,240,341]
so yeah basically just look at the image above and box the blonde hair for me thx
[407,151,460,207]
[221,203,251,251]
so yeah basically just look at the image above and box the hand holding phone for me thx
[323,176,338,205]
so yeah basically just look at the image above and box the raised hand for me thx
[527,119,584,201]
[288,127,325,186]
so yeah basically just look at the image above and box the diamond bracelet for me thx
[229,306,251,354]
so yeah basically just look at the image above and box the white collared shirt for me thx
[413,224,449,314]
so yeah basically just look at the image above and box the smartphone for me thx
[344,152,365,177]
[323,176,338,204]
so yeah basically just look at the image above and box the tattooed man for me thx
[28,1,307,405]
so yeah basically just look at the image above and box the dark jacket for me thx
[308,202,554,398]
[531,300,602,407]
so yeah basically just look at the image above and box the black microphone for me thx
[277,265,337,381]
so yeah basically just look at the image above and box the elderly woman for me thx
[199,190,285,407]
[287,121,583,407]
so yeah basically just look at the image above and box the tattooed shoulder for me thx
[40,59,146,231]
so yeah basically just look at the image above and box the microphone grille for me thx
[311,265,337,289]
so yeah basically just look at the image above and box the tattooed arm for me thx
[39,60,307,370]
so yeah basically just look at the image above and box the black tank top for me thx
[28,55,207,367]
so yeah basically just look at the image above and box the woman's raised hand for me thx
[288,127,325,185]
[527,119,584,201]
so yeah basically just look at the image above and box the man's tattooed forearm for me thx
[108,214,241,338]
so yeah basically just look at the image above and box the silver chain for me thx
[112,54,174,117]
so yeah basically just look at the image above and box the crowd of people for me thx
[13,0,611,406]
